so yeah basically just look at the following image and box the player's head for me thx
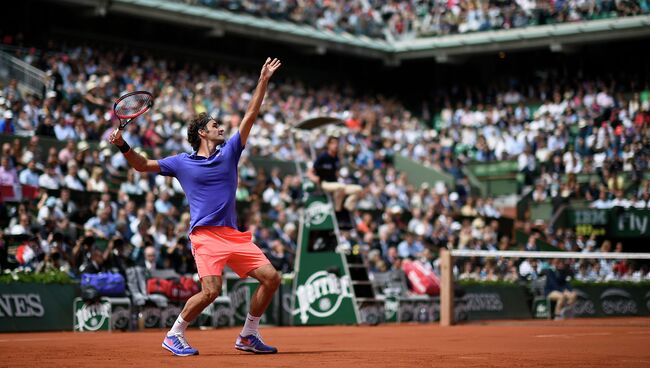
[188,112,225,151]
[326,136,338,155]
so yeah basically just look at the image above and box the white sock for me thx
[167,315,189,336]
[240,313,261,337]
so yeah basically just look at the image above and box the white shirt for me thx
[38,173,61,190]
[63,175,85,191]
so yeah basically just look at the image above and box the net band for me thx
[450,249,650,260]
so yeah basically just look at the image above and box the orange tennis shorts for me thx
[189,226,270,278]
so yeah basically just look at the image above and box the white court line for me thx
[535,334,572,338]
[535,332,612,338]
[626,331,650,335]
[458,356,487,360]
[620,360,650,364]
[0,338,50,343]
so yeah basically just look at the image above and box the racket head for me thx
[113,91,154,121]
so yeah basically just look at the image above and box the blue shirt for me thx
[397,240,424,259]
[158,131,244,233]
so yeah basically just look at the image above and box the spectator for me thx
[519,258,540,280]
[56,188,78,217]
[37,245,72,274]
[307,136,362,213]
[590,190,612,209]
[84,207,116,239]
[0,110,15,134]
[18,160,40,186]
[36,196,65,226]
[78,248,108,274]
[103,236,133,275]
[63,162,85,191]
[396,231,424,259]
[120,170,143,195]
[154,190,173,215]
[143,245,158,272]
[165,238,195,275]
[54,117,77,141]
[266,239,292,273]
[459,261,480,281]
[38,163,62,190]
[544,259,578,319]
[86,167,108,192]
[7,213,33,235]
[0,157,17,185]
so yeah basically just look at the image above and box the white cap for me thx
[3,110,13,119]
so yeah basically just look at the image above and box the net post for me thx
[440,247,454,326]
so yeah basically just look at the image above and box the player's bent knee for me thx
[270,272,281,289]
[261,271,281,289]
[202,287,220,302]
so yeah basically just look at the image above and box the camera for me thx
[82,235,95,247]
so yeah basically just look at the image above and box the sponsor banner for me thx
[0,283,77,332]
[573,285,650,317]
[303,198,334,230]
[292,195,359,325]
[455,284,532,321]
[384,296,399,323]
[73,297,111,331]
[568,209,650,238]
[294,270,355,325]
[225,276,279,326]
[613,210,650,238]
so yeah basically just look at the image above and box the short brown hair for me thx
[187,112,212,151]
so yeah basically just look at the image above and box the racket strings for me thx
[115,93,153,118]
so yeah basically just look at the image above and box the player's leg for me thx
[227,229,281,354]
[162,276,221,356]
[163,227,228,356]
[247,264,282,317]
[343,183,362,212]
[547,291,564,318]
[564,289,578,317]
[233,264,281,354]
[321,181,345,211]
[179,275,222,322]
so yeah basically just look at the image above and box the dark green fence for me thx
[0,282,78,332]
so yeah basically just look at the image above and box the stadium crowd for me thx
[431,78,650,210]
[179,0,650,40]
[0,35,649,289]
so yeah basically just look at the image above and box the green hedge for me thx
[0,270,74,284]
[570,280,650,288]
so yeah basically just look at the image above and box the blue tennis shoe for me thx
[162,333,199,356]
[235,334,278,354]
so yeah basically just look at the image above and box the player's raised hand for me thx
[260,57,281,80]
[109,127,125,146]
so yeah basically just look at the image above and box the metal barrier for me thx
[0,50,47,97]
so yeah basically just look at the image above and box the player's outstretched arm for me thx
[239,57,281,146]
[109,128,161,173]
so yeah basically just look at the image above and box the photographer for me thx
[72,232,95,273]
[103,235,134,276]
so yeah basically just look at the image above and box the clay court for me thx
[2,317,649,368]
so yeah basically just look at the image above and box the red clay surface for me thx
[2,318,650,368]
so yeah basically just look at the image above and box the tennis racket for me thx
[113,91,154,130]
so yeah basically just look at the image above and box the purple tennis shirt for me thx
[157,131,244,233]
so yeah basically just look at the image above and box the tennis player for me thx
[109,58,282,356]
